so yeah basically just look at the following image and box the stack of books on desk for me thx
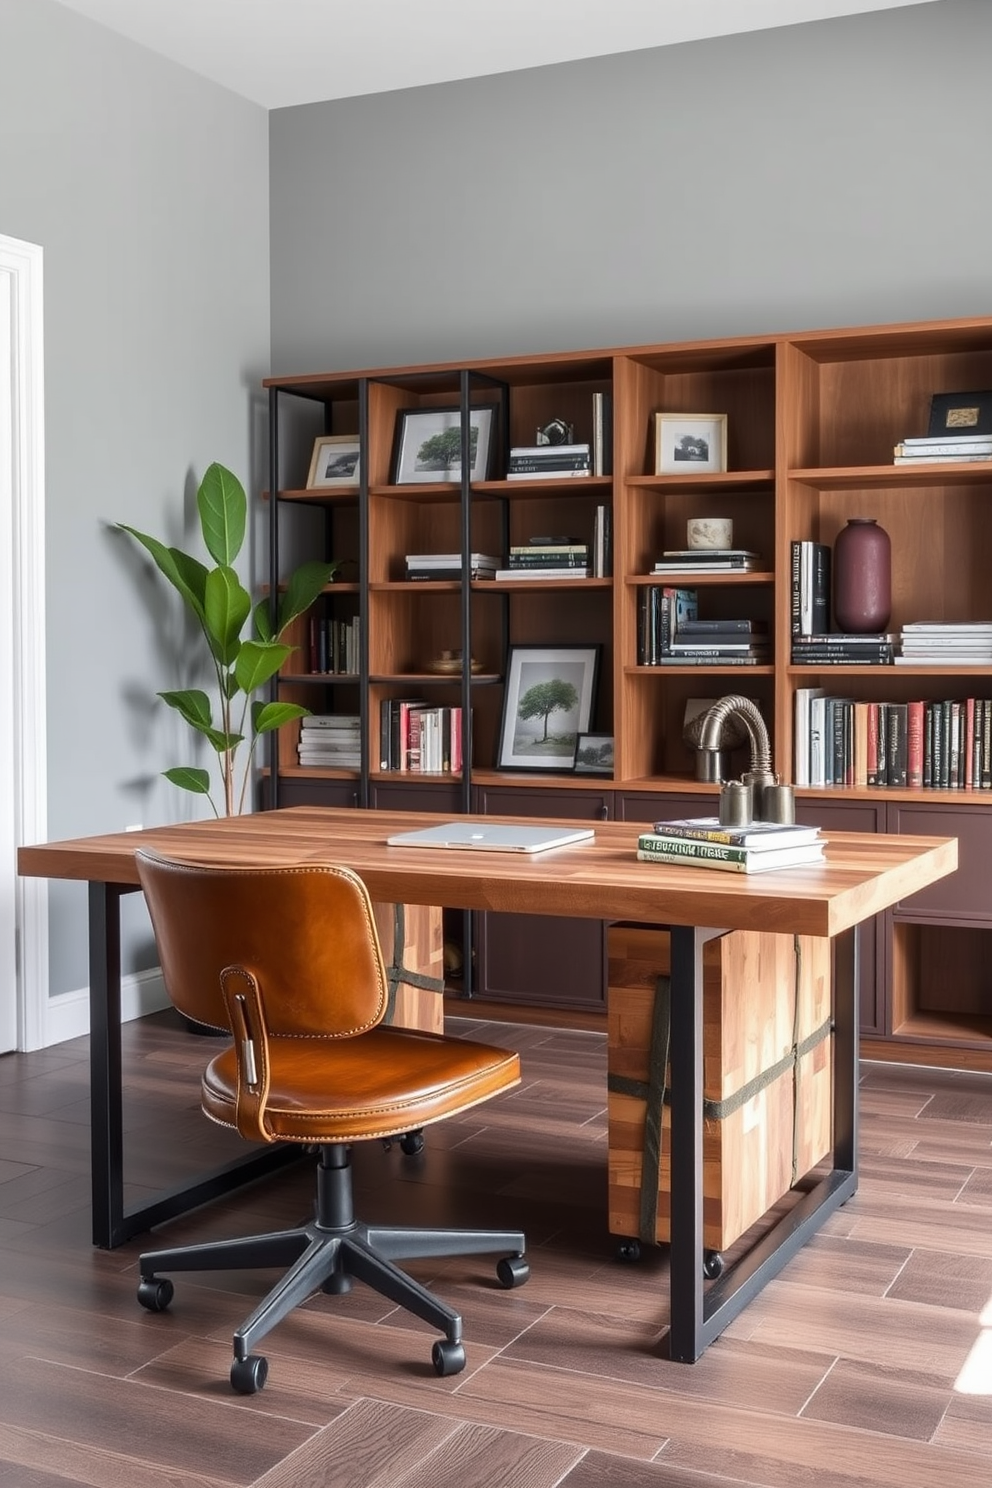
[405,553,499,580]
[894,434,992,464]
[651,549,761,575]
[636,816,825,873]
[297,715,362,769]
[506,443,591,479]
[495,539,590,580]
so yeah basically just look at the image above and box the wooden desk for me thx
[18,806,956,1362]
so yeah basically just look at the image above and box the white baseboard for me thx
[44,966,170,1048]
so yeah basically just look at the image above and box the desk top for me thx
[17,806,956,939]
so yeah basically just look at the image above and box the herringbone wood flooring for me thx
[0,1011,990,1486]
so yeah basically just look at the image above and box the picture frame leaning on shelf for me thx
[654,412,728,474]
[307,434,361,489]
[392,403,498,484]
[496,644,600,772]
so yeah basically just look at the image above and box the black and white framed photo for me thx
[306,435,361,489]
[497,644,599,771]
[392,403,498,485]
[573,733,614,776]
[654,413,727,474]
[927,390,992,438]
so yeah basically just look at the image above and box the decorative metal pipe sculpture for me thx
[695,694,795,825]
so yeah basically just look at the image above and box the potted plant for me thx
[120,461,338,816]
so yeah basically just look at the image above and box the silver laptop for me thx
[386,821,595,854]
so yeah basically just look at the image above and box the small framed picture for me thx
[307,435,361,489]
[497,644,599,771]
[927,390,992,438]
[654,413,728,474]
[393,403,498,485]
[573,733,614,776]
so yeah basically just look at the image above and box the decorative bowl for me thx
[427,650,483,675]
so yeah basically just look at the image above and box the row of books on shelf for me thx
[794,689,992,789]
[297,714,361,768]
[792,632,897,665]
[790,540,831,637]
[307,616,360,675]
[378,699,466,773]
[636,586,769,666]
[636,816,825,874]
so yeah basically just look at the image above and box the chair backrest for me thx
[135,849,389,1038]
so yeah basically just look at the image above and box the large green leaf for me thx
[252,596,275,643]
[197,462,246,567]
[117,525,207,623]
[204,566,251,665]
[277,560,339,635]
[163,766,212,795]
[159,689,212,728]
[234,640,292,695]
[253,699,309,735]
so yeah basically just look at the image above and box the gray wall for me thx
[269,0,990,374]
[0,0,271,993]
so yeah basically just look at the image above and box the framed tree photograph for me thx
[497,644,599,771]
[573,733,614,776]
[654,413,727,474]
[392,403,498,484]
[307,434,361,489]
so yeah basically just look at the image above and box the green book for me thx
[636,832,825,873]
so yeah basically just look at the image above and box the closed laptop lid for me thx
[386,821,595,853]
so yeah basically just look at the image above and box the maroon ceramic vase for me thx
[833,518,891,633]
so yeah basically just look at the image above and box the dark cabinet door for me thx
[472,785,611,1009]
[886,802,992,925]
[262,778,361,810]
[797,797,885,1036]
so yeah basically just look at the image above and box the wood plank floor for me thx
[0,1011,990,1486]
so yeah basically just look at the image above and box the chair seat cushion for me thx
[202,1026,521,1142]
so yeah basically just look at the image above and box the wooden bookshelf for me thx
[262,315,992,1067]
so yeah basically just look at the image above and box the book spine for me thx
[907,700,924,788]
[636,848,746,872]
[791,541,802,637]
[866,702,880,787]
[811,543,831,634]
[983,698,992,787]
[888,702,908,787]
[637,833,750,864]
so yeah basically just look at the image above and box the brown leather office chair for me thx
[133,849,528,1392]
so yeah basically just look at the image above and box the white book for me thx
[494,567,590,580]
[794,686,825,788]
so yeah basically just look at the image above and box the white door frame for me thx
[1,233,48,1052]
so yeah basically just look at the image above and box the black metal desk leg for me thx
[88,881,125,1248]
[667,923,707,1362]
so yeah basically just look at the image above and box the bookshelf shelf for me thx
[263,313,992,1058]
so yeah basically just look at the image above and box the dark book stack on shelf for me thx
[378,698,465,774]
[506,443,591,480]
[405,552,499,581]
[667,616,770,664]
[792,632,897,666]
[637,588,768,666]
[297,715,362,769]
[894,389,992,464]
[495,537,589,581]
[636,816,825,874]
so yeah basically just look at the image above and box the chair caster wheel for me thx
[496,1254,530,1289]
[399,1129,425,1156]
[703,1249,725,1280]
[137,1276,174,1312]
[231,1354,268,1394]
[432,1339,466,1376]
[616,1239,641,1263]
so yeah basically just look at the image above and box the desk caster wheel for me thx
[703,1249,724,1279]
[616,1238,641,1263]
[231,1354,268,1394]
[432,1339,465,1376]
[137,1276,174,1312]
[496,1254,529,1289]
[399,1129,424,1156]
